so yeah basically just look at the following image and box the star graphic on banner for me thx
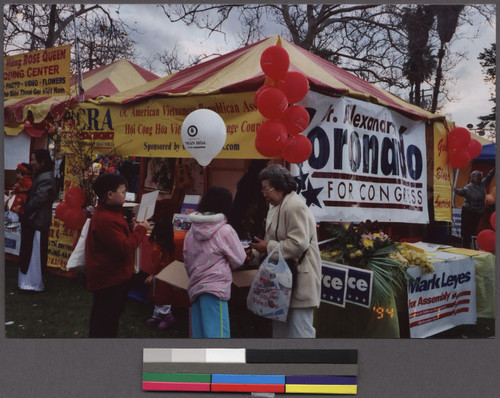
[294,164,309,193]
[302,180,323,207]
[294,173,309,193]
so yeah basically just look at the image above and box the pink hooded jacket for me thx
[183,212,246,302]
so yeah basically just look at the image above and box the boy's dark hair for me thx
[149,218,175,254]
[32,149,54,173]
[198,186,233,218]
[92,173,128,202]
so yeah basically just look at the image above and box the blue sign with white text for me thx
[321,262,348,307]
[345,267,373,308]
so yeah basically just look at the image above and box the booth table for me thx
[315,247,495,338]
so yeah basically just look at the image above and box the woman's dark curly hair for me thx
[258,164,297,195]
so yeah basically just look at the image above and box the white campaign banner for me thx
[291,92,428,223]
[406,258,476,338]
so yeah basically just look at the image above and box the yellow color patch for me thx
[285,384,357,394]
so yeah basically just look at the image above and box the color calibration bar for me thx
[143,348,358,394]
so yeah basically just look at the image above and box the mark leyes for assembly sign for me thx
[407,258,476,338]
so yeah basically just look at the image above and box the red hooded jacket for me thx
[85,202,147,291]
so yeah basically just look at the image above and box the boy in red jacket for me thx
[86,173,149,338]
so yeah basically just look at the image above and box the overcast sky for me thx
[114,4,496,132]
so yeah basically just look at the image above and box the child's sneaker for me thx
[158,313,176,330]
[146,317,160,326]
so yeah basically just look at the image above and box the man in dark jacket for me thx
[455,168,495,248]
[18,149,57,291]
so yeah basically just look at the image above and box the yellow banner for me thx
[433,121,452,221]
[47,156,81,271]
[3,45,71,99]
[47,217,78,271]
[69,92,267,159]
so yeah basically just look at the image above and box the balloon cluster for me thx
[448,127,482,169]
[55,187,87,230]
[477,211,495,252]
[255,45,312,164]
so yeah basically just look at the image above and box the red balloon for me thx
[282,105,310,135]
[282,134,312,164]
[448,148,471,169]
[486,194,495,206]
[260,46,290,80]
[477,229,495,252]
[64,208,87,230]
[256,87,288,119]
[465,138,482,159]
[277,71,309,103]
[254,85,270,105]
[255,120,288,157]
[448,127,471,150]
[55,201,69,221]
[490,212,496,230]
[65,187,86,208]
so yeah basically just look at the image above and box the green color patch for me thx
[143,372,211,383]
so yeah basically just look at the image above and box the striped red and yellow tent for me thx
[4,59,159,136]
[94,35,444,122]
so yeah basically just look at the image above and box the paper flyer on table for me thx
[137,190,159,221]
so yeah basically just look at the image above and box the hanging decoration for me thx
[254,44,312,164]
[181,109,227,167]
[477,211,496,252]
[447,126,482,169]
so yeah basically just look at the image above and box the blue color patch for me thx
[211,374,285,385]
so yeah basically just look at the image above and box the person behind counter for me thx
[251,164,321,338]
[18,150,57,292]
[85,173,149,338]
[455,168,495,249]
[145,218,177,330]
[183,186,248,338]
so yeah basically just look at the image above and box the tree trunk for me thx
[431,45,445,113]
[45,5,58,48]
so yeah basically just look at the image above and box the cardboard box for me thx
[151,261,258,307]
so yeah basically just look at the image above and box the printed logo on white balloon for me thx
[181,109,227,166]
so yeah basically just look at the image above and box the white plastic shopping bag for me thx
[246,245,293,322]
[66,218,90,272]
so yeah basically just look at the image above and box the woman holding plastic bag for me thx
[251,164,321,338]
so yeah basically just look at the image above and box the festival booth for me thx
[5,37,493,338]
[4,59,159,264]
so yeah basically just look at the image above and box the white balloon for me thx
[181,109,227,166]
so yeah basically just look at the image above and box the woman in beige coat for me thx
[251,164,321,338]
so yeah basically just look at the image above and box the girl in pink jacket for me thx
[183,186,247,338]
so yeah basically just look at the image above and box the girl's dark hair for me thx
[92,173,128,202]
[198,186,233,218]
[258,164,297,195]
[149,218,175,254]
[33,149,54,173]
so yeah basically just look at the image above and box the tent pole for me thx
[72,5,84,102]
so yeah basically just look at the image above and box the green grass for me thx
[4,260,189,338]
[4,259,272,338]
